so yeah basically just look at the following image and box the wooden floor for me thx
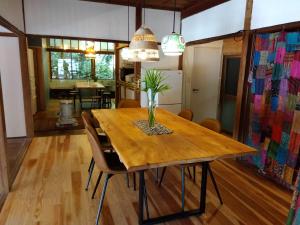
[0,135,292,225]
[6,137,31,186]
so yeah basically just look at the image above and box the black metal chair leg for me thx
[95,174,112,225]
[85,160,95,191]
[181,166,185,211]
[133,172,136,191]
[88,158,94,173]
[193,166,196,182]
[156,168,159,183]
[208,164,223,205]
[92,172,103,199]
[158,167,167,186]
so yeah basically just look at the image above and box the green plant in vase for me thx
[142,69,170,128]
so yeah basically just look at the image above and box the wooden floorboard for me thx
[0,135,292,225]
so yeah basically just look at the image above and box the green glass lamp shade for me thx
[161,32,186,56]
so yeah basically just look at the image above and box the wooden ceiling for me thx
[82,0,229,18]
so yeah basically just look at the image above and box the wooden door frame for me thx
[0,16,34,138]
[0,15,34,206]
[0,75,9,208]
[218,54,241,135]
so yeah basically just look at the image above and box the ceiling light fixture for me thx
[161,0,185,56]
[128,0,159,62]
[85,41,96,59]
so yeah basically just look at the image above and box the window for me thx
[95,54,115,80]
[51,52,92,79]
[48,38,115,80]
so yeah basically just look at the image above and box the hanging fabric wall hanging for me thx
[287,169,300,225]
[245,31,300,188]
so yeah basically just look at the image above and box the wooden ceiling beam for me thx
[81,0,181,11]
[181,0,229,19]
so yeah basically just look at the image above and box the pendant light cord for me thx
[127,0,130,41]
[173,0,176,33]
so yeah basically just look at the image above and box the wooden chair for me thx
[85,124,149,225]
[82,111,112,193]
[178,109,193,121]
[118,99,140,108]
[199,118,221,133]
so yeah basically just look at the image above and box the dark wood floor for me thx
[0,135,292,225]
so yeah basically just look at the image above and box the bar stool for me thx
[68,90,80,110]
[91,96,102,109]
[101,91,112,109]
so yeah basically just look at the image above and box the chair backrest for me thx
[82,111,99,128]
[85,124,110,171]
[118,99,140,108]
[199,118,221,133]
[178,109,193,121]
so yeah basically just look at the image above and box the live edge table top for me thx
[92,108,256,171]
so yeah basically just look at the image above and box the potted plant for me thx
[142,69,170,128]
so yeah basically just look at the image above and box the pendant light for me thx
[129,0,159,62]
[161,0,185,56]
[85,41,96,58]
[121,0,133,60]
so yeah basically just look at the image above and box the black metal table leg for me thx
[200,162,208,213]
[139,171,145,225]
[181,166,185,211]
[138,162,209,225]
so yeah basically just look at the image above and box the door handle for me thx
[192,88,199,92]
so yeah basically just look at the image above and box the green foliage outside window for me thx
[95,54,115,80]
[50,51,114,80]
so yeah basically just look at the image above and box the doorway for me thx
[219,56,241,135]
[190,41,223,122]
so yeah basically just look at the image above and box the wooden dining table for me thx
[92,108,256,225]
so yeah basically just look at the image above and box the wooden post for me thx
[134,0,142,101]
[19,35,34,138]
[115,43,120,106]
[233,0,253,140]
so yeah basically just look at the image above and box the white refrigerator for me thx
[141,69,183,114]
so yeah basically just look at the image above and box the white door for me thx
[190,43,223,122]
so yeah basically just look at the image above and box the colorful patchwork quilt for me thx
[287,170,300,225]
[245,32,300,188]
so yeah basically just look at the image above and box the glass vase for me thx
[147,89,158,128]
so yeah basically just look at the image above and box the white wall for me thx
[0,37,26,137]
[182,0,246,42]
[0,0,24,32]
[24,0,179,41]
[251,0,300,29]
[0,26,12,33]
[144,9,181,41]
[24,0,136,41]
